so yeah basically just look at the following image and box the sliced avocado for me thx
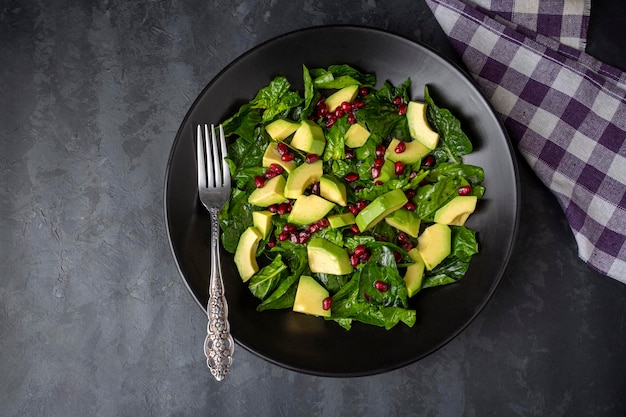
[288,194,335,225]
[290,120,326,155]
[252,210,274,238]
[265,118,300,141]
[385,138,431,164]
[262,142,296,173]
[404,248,425,297]
[248,175,286,207]
[417,223,451,270]
[284,159,323,199]
[344,123,371,148]
[434,196,478,226]
[234,226,263,282]
[385,208,421,238]
[293,275,330,317]
[327,212,356,229]
[307,237,353,275]
[325,85,359,112]
[355,189,408,232]
[319,174,347,206]
[407,101,439,150]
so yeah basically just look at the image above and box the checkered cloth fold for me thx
[426,0,626,283]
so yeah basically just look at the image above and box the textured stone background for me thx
[1,1,625,416]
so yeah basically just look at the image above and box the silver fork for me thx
[196,123,234,381]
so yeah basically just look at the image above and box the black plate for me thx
[164,26,520,377]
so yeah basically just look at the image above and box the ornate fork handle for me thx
[204,207,234,381]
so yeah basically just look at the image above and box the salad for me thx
[218,64,484,330]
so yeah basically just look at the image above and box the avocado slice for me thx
[319,174,347,206]
[385,138,431,164]
[265,118,300,141]
[293,275,330,317]
[248,175,286,207]
[288,194,335,225]
[290,120,326,155]
[416,223,451,270]
[355,189,408,232]
[234,227,263,282]
[252,210,274,238]
[307,237,353,275]
[407,101,439,150]
[262,142,296,173]
[385,208,421,238]
[325,84,359,112]
[404,248,425,297]
[434,196,478,226]
[345,123,371,148]
[327,212,356,229]
[284,159,323,199]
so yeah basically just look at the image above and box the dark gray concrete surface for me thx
[1,1,625,416]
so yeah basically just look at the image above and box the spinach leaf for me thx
[250,76,303,122]
[358,246,409,308]
[310,64,376,89]
[357,82,411,142]
[427,162,484,186]
[414,175,464,220]
[257,246,308,311]
[422,257,469,288]
[222,104,262,143]
[323,117,348,161]
[219,189,254,253]
[452,226,478,262]
[248,255,288,299]
[424,86,473,162]
[300,65,318,121]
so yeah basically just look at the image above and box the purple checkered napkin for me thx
[426,0,626,283]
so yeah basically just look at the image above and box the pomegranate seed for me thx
[353,244,367,258]
[317,218,330,229]
[352,99,365,109]
[344,172,359,183]
[254,175,265,188]
[398,103,407,115]
[310,182,320,195]
[394,161,405,176]
[419,179,429,186]
[268,237,276,248]
[355,200,368,211]
[374,180,383,186]
[360,251,371,262]
[269,163,283,174]
[276,204,287,215]
[394,141,406,153]
[354,185,364,193]
[325,114,337,128]
[405,201,417,211]
[281,152,295,162]
[423,155,436,167]
[317,106,328,118]
[350,254,359,267]
[340,101,352,112]
[393,251,402,262]
[347,113,357,124]
[344,147,355,159]
[322,297,332,311]
[334,107,345,118]
[371,166,381,179]
[409,171,418,181]
[392,96,403,106]
[364,292,372,302]
[278,232,289,241]
[265,170,279,179]
[306,153,319,164]
[316,97,326,107]
[458,185,472,196]
[359,87,369,96]
[373,157,384,168]
[348,205,360,216]
[286,202,292,212]
[351,224,360,234]
[298,231,310,244]
[402,242,414,251]
[277,142,288,155]
[268,204,278,213]
[405,189,416,199]
[375,145,386,157]
[308,223,319,233]
[397,232,409,244]
[290,233,299,244]
[283,224,297,233]
[374,280,389,292]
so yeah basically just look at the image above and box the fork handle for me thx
[204,208,234,381]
